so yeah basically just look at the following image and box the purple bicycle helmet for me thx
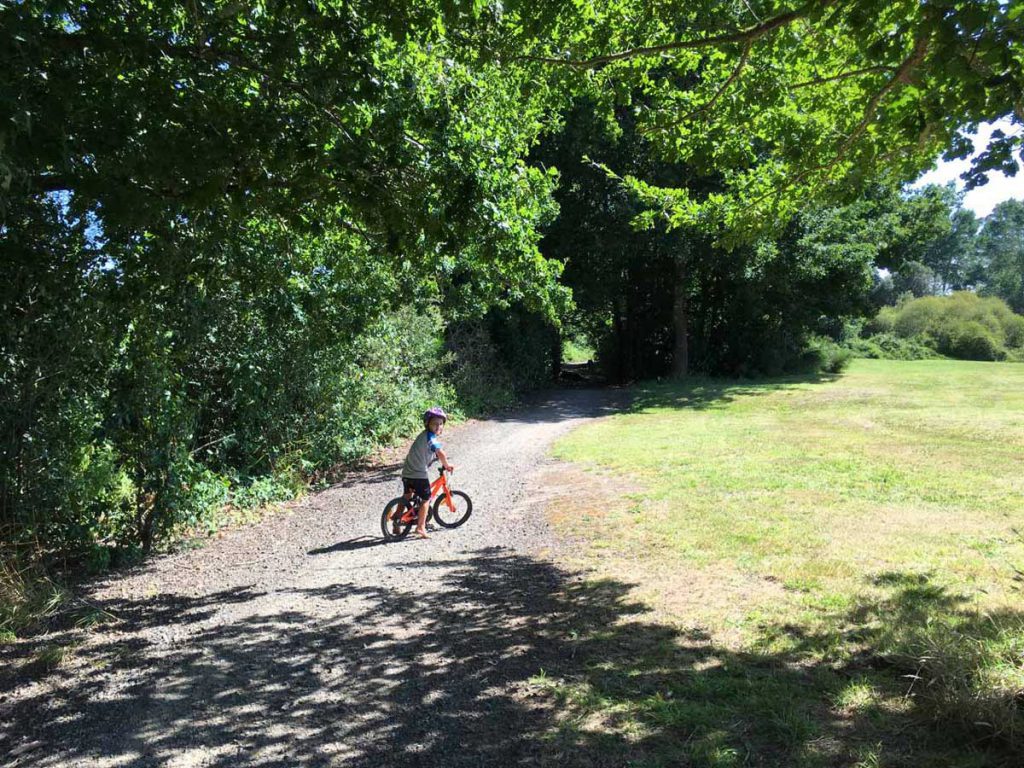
[423,406,448,428]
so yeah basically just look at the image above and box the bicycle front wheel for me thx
[381,497,414,540]
[431,490,473,528]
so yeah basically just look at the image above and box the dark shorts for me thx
[402,477,431,503]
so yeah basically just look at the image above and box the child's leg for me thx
[415,499,430,537]
[394,488,414,534]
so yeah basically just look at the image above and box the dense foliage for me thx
[1,1,567,563]
[2,0,1021,566]
[507,0,1023,239]
[973,200,1024,313]
[535,102,887,380]
[865,292,1024,361]
[868,191,1024,312]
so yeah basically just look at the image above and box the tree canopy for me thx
[2,0,1022,556]
[509,0,1022,238]
[974,199,1024,312]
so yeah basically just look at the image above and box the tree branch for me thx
[668,39,753,127]
[790,65,895,89]
[748,26,933,209]
[519,0,833,68]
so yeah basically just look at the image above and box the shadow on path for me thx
[484,388,631,426]
[307,536,391,555]
[6,550,1017,767]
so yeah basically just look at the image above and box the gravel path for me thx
[2,389,633,768]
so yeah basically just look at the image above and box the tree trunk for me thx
[550,329,562,382]
[613,295,627,385]
[671,263,689,378]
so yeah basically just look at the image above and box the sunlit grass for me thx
[556,360,1024,625]
[563,337,596,364]
[549,359,1024,766]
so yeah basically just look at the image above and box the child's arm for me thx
[436,447,454,472]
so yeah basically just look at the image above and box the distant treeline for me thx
[537,99,1024,381]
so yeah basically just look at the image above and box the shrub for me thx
[946,321,1006,361]
[862,292,1023,361]
[823,347,854,374]
[864,306,897,336]
[1005,315,1024,349]
[846,337,885,359]
[445,322,518,414]
[802,337,854,374]
[310,306,457,465]
[847,334,942,360]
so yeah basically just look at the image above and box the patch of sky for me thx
[911,117,1023,218]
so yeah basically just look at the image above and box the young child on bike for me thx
[399,406,455,539]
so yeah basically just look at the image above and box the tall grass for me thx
[0,549,69,638]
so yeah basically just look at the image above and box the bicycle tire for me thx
[381,497,414,540]
[431,490,473,528]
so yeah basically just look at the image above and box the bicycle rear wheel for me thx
[431,490,473,528]
[381,497,414,540]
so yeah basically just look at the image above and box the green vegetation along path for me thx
[2,389,635,768]
[5,362,1022,767]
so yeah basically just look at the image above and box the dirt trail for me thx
[2,389,632,768]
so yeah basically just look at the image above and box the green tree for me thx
[1,1,567,556]
[510,0,1022,239]
[535,98,876,380]
[859,185,977,303]
[1,1,566,315]
[925,206,980,291]
[973,199,1024,312]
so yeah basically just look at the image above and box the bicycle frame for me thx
[399,468,455,522]
[431,468,457,512]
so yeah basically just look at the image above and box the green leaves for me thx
[502,0,1022,240]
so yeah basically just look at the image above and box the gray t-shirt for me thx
[401,430,442,480]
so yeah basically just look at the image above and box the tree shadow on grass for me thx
[2,554,1018,767]
[629,373,841,413]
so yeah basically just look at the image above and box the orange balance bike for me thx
[380,467,473,540]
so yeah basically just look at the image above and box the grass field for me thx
[546,360,1024,767]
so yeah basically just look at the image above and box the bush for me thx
[444,322,518,414]
[847,333,942,361]
[304,306,457,467]
[861,292,1023,362]
[823,347,854,373]
[864,306,897,335]
[445,304,557,413]
[1005,315,1024,349]
[802,337,853,373]
[946,321,1006,361]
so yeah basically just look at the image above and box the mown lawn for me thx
[545,360,1024,767]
